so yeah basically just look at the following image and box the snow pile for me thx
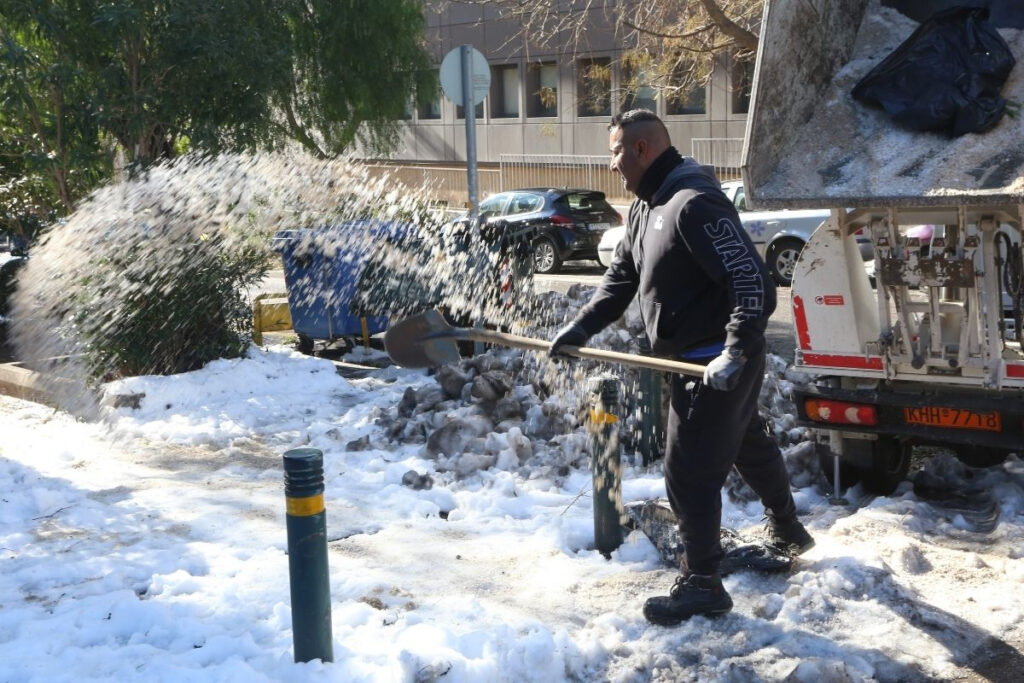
[1,324,1022,680]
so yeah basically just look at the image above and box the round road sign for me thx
[440,45,490,106]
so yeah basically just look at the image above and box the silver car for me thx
[597,180,872,287]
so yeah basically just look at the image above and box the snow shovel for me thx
[384,309,706,377]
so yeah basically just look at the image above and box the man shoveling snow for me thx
[550,109,814,625]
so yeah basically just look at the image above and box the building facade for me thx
[362,3,751,206]
[385,2,751,165]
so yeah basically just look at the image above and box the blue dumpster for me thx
[272,221,407,345]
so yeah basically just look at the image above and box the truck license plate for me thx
[904,406,1001,432]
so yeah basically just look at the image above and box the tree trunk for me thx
[696,0,759,53]
[51,167,74,213]
[282,99,329,159]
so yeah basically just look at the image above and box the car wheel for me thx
[533,237,562,274]
[296,333,314,355]
[860,436,911,496]
[766,238,804,287]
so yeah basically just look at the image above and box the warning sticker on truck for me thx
[814,295,845,306]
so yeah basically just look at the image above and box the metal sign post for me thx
[440,45,490,219]
[461,45,479,218]
[440,45,492,354]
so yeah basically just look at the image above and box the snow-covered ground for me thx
[1,328,1023,681]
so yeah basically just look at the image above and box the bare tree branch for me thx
[620,19,715,42]
[436,0,763,96]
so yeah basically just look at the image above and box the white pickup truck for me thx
[743,0,1024,495]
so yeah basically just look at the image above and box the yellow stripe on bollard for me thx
[286,493,325,517]
[589,409,619,424]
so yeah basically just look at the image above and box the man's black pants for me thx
[663,349,797,575]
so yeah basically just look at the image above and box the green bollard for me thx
[587,375,625,556]
[283,448,334,664]
[637,337,664,466]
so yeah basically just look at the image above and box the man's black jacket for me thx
[574,148,777,359]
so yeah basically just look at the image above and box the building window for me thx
[490,64,519,119]
[666,84,706,116]
[456,101,484,119]
[576,57,611,117]
[527,61,558,117]
[416,73,442,120]
[620,64,657,113]
[731,58,755,114]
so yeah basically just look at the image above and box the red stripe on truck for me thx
[802,353,884,370]
[793,295,812,350]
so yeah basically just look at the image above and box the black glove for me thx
[703,347,746,391]
[548,321,590,359]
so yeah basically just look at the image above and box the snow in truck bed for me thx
[751,1,1024,206]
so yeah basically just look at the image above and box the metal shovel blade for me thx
[384,309,462,367]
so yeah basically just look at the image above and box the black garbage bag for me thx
[852,4,1016,136]
[882,0,1024,29]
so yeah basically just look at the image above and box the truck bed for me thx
[743,0,1024,209]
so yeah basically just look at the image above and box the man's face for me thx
[609,126,645,196]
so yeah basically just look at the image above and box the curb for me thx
[0,362,53,405]
[0,354,383,408]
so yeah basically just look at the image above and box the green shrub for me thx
[72,229,269,380]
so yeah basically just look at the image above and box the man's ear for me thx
[635,137,648,159]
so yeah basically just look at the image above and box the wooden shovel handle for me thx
[462,328,706,378]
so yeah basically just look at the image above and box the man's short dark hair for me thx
[609,109,662,131]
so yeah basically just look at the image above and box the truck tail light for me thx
[804,399,878,426]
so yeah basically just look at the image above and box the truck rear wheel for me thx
[860,436,911,496]
[955,445,1009,468]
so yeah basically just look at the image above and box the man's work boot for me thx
[643,573,733,626]
[766,515,815,556]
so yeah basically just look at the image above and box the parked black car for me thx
[453,188,623,274]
